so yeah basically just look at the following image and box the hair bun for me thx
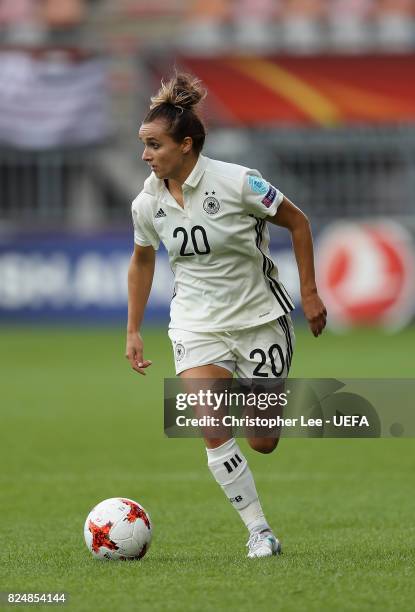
[150,72,207,112]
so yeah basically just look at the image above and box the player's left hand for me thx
[301,292,327,337]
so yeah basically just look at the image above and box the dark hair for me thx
[143,72,207,154]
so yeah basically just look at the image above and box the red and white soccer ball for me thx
[84,497,152,560]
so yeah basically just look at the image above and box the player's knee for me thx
[248,437,280,454]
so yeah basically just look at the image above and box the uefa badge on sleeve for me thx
[248,175,269,195]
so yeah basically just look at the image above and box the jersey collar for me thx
[183,154,208,189]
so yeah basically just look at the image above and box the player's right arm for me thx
[126,244,155,375]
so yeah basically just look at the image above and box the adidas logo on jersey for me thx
[155,208,166,218]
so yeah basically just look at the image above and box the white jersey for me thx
[131,155,294,332]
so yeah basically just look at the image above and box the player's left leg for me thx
[205,433,281,558]
[225,315,295,556]
[180,363,280,558]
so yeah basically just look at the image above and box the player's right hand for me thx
[125,332,153,375]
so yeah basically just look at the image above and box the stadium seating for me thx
[375,0,415,50]
[111,0,415,52]
[231,0,280,51]
[180,0,231,53]
[326,0,375,51]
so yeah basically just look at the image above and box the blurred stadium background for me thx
[1,4,415,610]
[1,0,415,331]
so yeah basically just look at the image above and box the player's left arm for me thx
[268,196,327,337]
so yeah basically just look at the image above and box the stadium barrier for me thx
[0,230,297,324]
[206,127,415,223]
[0,147,97,225]
[2,127,415,227]
[1,221,414,329]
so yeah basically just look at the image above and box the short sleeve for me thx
[241,171,284,218]
[131,197,160,251]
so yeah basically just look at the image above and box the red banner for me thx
[180,55,415,126]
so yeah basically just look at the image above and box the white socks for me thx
[206,438,270,534]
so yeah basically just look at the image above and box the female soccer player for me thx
[126,73,327,559]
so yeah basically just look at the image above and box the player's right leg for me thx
[180,363,232,449]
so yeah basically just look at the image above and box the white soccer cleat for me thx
[246,530,281,559]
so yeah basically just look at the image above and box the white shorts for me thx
[168,315,295,378]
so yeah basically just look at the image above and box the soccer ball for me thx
[84,497,152,560]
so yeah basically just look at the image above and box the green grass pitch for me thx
[1,324,414,611]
